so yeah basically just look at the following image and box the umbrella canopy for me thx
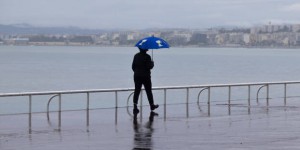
[135,36,170,50]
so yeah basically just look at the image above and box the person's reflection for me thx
[133,112,158,150]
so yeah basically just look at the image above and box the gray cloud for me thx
[1,0,300,29]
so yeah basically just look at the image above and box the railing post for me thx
[228,86,231,115]
[284,83,287,106]
[115,91,118,125]
[266,84,269,108]
[186,88,189,118]
[58,94,61,131]
[86,92,90,127]
[248,85,251,114]
[208,87,211,116]
[164,89,167,121]
[186,88,189,104]
[115,91,118,108]
[29,95,32,134]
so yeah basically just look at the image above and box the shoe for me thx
[150,104,159,111]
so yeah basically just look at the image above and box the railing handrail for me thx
[2,80,300,133]
[1,80,300,97]
[154,80,300,89]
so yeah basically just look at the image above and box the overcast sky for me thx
[1,0,300,29]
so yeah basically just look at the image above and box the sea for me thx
[1,46,300,114]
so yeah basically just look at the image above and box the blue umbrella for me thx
[135,36,170,49]
[135,35,170,60]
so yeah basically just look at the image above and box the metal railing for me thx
[1,80,300,133]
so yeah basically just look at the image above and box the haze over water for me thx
[1,46,300,114]
[1,46,300,93]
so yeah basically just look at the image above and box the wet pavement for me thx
[1,103,300,150]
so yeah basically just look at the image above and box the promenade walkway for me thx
[1,103,300,150]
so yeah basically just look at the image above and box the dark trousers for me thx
[133,75,154,106]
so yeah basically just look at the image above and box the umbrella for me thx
[135,35,170,49]
[135,35,170,60]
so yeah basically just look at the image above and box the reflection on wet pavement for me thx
[2,103,300,150]
[133,112,158,150]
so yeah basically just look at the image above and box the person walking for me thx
[132,48,159,114]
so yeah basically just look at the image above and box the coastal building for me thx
[4,38,29,45]
[243,34,251,45]
[1,23,300,47]
[292,24,300,32]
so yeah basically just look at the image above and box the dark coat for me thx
[132,51,154,77]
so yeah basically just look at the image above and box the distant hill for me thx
[0,24,107,35]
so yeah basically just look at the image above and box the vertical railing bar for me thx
[284,83,287,106]
[186,88,189,118]
[266,84,269,108]
[115,91,118,108]
[248,85,251,114]
[115,91,118,125]
[58,94,61,131]
[208,87,211,116]
[86,92,90,127]
[228,86,231,115]
[87,92,90,110]
[186,88,189,104]
[115,106,118,125]
[29,95,32,134]
[164,89,167,121]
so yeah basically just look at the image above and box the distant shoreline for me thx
[1,44,300,49]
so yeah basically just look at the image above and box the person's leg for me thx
[143,76,159,110]
[143,76,154,105]
[133,76,142,114]
[133,76,142,105]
